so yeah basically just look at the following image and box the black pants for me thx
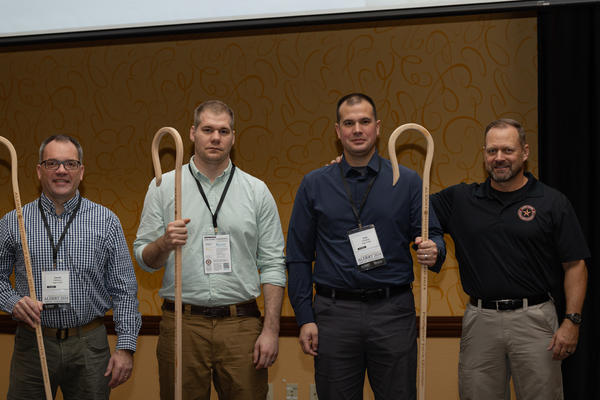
[314,290,417,400]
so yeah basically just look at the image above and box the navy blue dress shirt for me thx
[286,152,446,326]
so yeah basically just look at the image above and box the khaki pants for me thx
[459,300,563,400]
[157,309,267,400]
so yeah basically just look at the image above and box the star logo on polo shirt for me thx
[518,205,536,221]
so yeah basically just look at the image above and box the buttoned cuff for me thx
[116,334,138,352]
[5,294,22,315]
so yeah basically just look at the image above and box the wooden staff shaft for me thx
[387,123,434,400]
[0,136,53,400]
[151,128,184,400]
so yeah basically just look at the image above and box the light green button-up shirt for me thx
[134,158,286,306]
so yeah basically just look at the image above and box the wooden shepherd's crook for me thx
[151,127,184,400]
[387,123,434,400]
[0,136,53,400]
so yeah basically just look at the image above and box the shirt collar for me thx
[188,156,233,183]
[39,191,81,214]
[340,151,381,177]
[475,172,542,199]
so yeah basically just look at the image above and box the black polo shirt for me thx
[431,172,590,300]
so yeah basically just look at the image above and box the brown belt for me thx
[19,317,104,340]
[162,299,261,318]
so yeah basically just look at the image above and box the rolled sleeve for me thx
[133,178,166,273]
[255,183,286,287]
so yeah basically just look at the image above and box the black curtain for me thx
[538,4,600,399]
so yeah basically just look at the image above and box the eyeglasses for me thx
[40,159,82,170]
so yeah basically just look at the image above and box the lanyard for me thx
[38,195,82,269]
[188,163,236,233]
[338,157,380,228]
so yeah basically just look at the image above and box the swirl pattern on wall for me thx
[0,13,538,316]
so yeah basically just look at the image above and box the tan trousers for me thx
[157,308,267,400]
[459,300,563,400]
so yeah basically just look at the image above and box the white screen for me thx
[2,0,520,38]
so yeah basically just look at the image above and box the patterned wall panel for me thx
[0,12,537,317]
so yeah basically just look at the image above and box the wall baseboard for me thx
[0,314,462,337]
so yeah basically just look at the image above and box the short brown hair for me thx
[193,100,235,129]
[484,119,526,147]
[39,135,83,163]
[336,93,377,122]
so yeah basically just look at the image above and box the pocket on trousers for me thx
[83,326,109,353]
[387,291,415,315]
[459,304,479,351]
[524,302,557,335]
[537,302,559,333]
[157,312,175,360]
[14,327,37,353]
[313,295,336,318]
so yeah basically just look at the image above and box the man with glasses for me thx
[0,135,141,399]
[134,100,286,399]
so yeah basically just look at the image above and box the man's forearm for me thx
[262,283,284,334]
[563,259,587,314]
[141,236,172,270]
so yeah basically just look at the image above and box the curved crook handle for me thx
[387,122,434,240]
[388,123,434,189]
[0,136,53,400]
[0,137,21,206]
[387,123,434,400]
[150,127,184,400]
[151,127,184,189]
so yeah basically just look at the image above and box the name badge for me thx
[203,234,232,274]
[41,270,70,304]
[348,224,386,271]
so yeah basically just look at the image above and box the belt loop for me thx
[523,298,529,310]
[229,305,237,317]
[385,287,390,298]
[184,303,192,316]
[331,288,336,302]
[477,299,482,309]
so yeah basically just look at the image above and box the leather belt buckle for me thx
[496,299,522,311]
[57,328,69,340]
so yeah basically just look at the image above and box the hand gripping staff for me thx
[0,136,53,400]
[151,127,184,400]
[387,123,434,400]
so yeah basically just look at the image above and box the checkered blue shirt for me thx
[0,192,141,351]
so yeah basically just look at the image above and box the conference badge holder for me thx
[203,233,232,274]
[348,224,386,271]
[41,270,70,308]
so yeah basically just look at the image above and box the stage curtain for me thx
[538,4,600,399]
